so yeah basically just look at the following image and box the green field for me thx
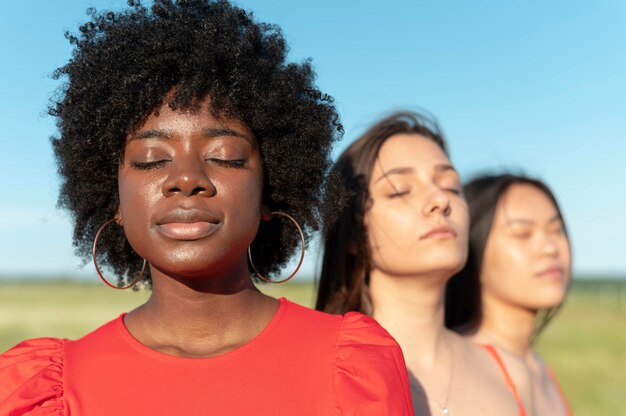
[1,279,624,414]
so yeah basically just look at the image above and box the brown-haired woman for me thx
[317,111,521,415]
[445,174,573,415]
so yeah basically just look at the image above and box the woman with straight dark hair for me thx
[446,174,573,415]
[317,111,521,415]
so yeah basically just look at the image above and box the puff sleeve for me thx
[333,312,413,415]
[0,338,65,416]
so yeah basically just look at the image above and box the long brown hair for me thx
[316,111,448,314]
[444,173,570,339]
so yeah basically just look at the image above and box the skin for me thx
[118,97,278,358]
[467,184,572,415]
[366,134,519,415]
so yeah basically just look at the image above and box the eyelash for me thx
[130,160,170,170]
[388,191,409,198]
[550,227,565,235]
[208,158,246,168]
[388,187,460,198]
[130,159,246,170]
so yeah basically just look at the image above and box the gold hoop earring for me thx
[248,212,305,284]
[92,219,147,290]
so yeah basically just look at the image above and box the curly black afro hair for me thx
[50,0,342,286]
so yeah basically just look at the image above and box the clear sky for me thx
[1,0,624,279]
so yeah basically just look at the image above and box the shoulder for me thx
[278,303,413,413]
[336,312,403,347]
[332,312,414,415]
[333,311,406,372]
[280,300,400,344]
[65,314,124,353]
[278,300,404,348]
[279,301,403,352]
[280,298,344,326]
[0,315,124,415]
[275,299,344,344]
[0,338,66,415]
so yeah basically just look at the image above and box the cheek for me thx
[452,200,470,240]
[217,172,264,236]
[366,203,416,251]
[119,175,156,217]
[560,239,573,280]
[117,174,161,250]
[244,174,264,209]
[238,172,264,213]
[117,174,135,221]
[481,239,530,292]
[560,239,572,264]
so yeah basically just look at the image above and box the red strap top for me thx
[546,364,574,416]
[482,344,528,416]
[482,345,574,416]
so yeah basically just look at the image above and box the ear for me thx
[261,205,272,222]
[114,210,123,226]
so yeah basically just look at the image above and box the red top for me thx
[482,344,573,416]
[482,344,528,416]
[0,298,413,415]
[546,363,574,416]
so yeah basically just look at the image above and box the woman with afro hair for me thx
[0,1,412,414]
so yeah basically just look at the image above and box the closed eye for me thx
[130,160,170,170]
[549,226,565,236]
[207,158,246,168]
[388,190,410,198]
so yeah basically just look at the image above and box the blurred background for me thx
[1,1,625,413]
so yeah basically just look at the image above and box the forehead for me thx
[373,133,449,174]
[135,99,252,137]
[495,184,559,224]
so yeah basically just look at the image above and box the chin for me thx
[534,294,567,309]
[151,249,242,278]
[409,258,466,280]
[423,251,467,275]
[150,262,208,279]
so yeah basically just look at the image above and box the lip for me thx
[420,225,457,240]
[155,208,221,241]
[536,266,565,280]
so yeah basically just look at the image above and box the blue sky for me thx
[1,0,624,278]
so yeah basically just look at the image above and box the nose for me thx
[541,234,560,257]
[422,188,451,217]
[162,157,216,197]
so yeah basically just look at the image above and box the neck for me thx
[127,258,276,357]
[146,266,259,325]
[471,292,537,358]
[370,269,451,368]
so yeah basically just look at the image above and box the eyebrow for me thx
[374,163,457,184]
[128,127,249,141]
[506,214,562,226]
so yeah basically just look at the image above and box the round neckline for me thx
[114,297,288,367]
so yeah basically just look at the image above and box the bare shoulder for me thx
[445,331,522,415]
[459,332,531,384]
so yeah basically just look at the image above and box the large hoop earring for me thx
[248,212,305,284]
[92,219,147,290]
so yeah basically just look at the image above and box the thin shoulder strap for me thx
[481,344,528,416]
[546,365,574,416]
